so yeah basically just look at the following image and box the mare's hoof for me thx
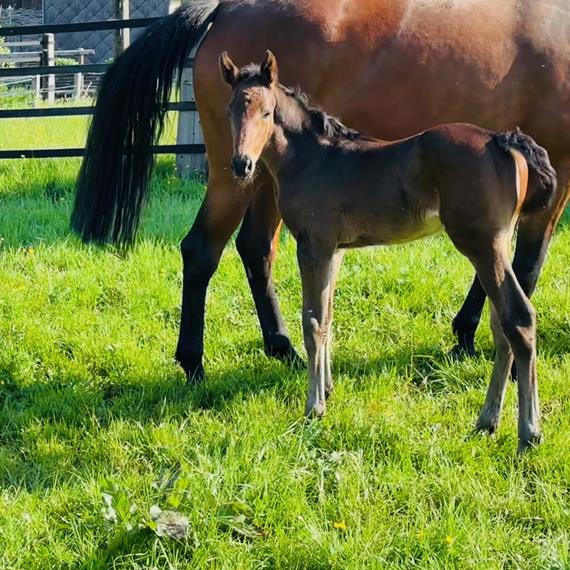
[450,343,476,360]
[518,432,542,454]
[186,364,205,385]
[265,339,305,369]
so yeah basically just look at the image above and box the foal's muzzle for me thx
[231,154,255,180]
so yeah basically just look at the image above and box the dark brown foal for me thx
[222,51,557,452]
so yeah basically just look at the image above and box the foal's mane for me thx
[237,64,362,142]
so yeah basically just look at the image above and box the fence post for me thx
[32,75,41,102]
[176,65,206,178]
[115,0,130,56]
[74,50,85,99]
[41,33,55,103]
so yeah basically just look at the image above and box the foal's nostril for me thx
[231,155,254,178]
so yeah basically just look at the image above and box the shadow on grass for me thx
[1,281,568,490]
[0,337,498,490]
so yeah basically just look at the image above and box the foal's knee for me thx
[302,314,323,351]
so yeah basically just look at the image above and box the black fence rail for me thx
[0,101,198,120]
[0,144,205,159]
[0,17,206,161]
[0,17,160,37]
[0,63,109,78]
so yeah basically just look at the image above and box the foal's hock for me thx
[222,50,556,452]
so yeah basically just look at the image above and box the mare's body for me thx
[72,0,570,378]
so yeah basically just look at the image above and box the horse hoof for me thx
[186,364,205,385]
[265,339,304,369]
[450,343,476,360]
[305,401,326,418]
[475,417,498,435]
[325,383,334,400]
[518,432,542,454]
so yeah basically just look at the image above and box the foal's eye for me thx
[263,111,272,120]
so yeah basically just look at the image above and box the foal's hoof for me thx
[325,382,334,400]
[475,417,498,435]
[305,401,326,418]
[510,361,517,383]
[450,343,476,360]
[518,432,542,454]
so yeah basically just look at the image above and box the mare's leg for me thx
[324,251,344,398]
[512,159,570,296]
[452,162,570,357]
[451,276,485,357]
[175,174,251,381]
[464,237,540,451]
[236,180,300,363]
[297,237,335,417]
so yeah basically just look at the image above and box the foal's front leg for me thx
[324,251,344,398]
[297,239,336,417]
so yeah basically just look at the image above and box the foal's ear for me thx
[220,51,239,87]
[260,50,278,86]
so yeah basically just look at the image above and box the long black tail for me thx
[71,1,219,245]
[494,128,557,214]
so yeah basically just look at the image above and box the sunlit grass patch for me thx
[0,114,569,568]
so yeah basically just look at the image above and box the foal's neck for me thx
[261,87,322,179]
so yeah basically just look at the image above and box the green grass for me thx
[0,115,570,569]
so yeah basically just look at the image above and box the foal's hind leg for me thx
[451,213,556,360]
[236,180,299,364]
[475,305,512,434]
[452,162,570,358]
[297,238,335,417]
[470,242,541,451]
[452,209,555,361]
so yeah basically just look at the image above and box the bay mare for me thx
[71,1,570,380]
[221,51,556,453]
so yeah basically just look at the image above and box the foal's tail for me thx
[71,2,219,246]
[494,128,557,214]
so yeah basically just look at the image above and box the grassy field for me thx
[0,114,570,569]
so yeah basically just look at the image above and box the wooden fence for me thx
[0,15,206,175]
[2,37,95,101]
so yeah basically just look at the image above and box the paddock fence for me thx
[0,15,206,175]
[1,36,96,101]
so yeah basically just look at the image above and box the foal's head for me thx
[220,50,279,181]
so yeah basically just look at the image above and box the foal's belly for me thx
[337,208,444,249]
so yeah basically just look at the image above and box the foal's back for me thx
[280,123,520,249]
